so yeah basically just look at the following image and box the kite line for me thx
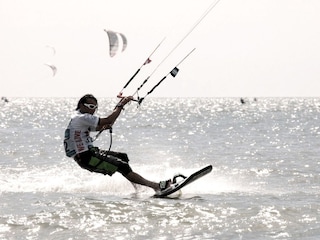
[95,0,222,142]
[117,38,166,99]
[137,48,196,105]
[119,0,222,103]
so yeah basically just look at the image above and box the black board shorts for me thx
[74,147,132,176]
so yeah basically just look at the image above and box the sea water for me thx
[0,97,319,239]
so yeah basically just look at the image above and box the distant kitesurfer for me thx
[1,97,9,103]
[63,94,171,192]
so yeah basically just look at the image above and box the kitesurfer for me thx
[1,97,9,103]
[63,94,171,192]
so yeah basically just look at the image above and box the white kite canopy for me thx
[104,29,127,57]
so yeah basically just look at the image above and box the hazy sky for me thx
[1,0,320,98]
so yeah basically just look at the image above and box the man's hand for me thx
[118,96,133,107]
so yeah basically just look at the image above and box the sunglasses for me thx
[83,103,98,110]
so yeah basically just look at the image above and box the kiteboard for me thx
[154,165,212,198]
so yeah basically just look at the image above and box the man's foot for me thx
[159,179,172,191]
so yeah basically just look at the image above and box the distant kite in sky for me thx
[44,45,57,77]
[45,63,57,76]
[104,29,127,57]
[46,45,56,56]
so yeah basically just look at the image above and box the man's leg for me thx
[125,171,160,191]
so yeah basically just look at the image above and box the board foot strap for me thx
[173,174,187,183]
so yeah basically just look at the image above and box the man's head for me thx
[76,94,98,114]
